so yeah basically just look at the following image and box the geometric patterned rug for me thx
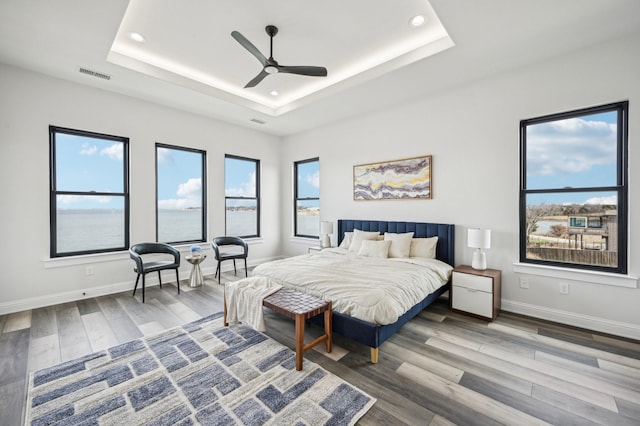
[25,312,376,425]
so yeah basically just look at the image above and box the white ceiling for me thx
[1,0,639,136]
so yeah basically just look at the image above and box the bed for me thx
[253,219,455,362]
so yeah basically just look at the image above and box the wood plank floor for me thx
[2,270,640,425]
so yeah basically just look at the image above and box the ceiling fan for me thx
[231,25,328,88]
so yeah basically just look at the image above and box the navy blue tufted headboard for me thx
[337,219,455,267]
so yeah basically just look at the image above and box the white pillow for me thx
[348,229,380,253]
[410,237,438,259]
[338,232,353,249]
[357,239,391,258]
[383,232,414,258]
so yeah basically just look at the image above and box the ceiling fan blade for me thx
[231,31,268,67]
[278,65,328,77]
[244,69,269,88]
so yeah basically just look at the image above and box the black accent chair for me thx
[129,243,180,303]
[211,236,248,284]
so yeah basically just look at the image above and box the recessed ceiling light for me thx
[129,32,145,42]
[270,91,278,96]
[410,15,425,27]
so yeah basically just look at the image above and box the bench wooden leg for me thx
[295,313,304,371]
[324,302,332,353]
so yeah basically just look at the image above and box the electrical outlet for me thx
[559,281,569,294]
[519,277,529,289]
[85,266,95,276]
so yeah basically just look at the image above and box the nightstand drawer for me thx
[453,271,493,293]
[451,285,493,318]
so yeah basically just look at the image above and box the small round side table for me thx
[185,255,206,288]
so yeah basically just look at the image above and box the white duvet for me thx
[252,248,453,325]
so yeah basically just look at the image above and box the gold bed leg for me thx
[370,347,379,363]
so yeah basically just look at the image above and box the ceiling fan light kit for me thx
[231,25,328,88]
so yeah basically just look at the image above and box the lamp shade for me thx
[467,228,491,249]
[320,221,334,235]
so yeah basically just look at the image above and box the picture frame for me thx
[353,155,432,200]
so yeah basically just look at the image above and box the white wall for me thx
[280,32,640,339]
[2,31,639,339]
[0,63,282,313]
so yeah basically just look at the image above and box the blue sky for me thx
[57,135,320,210]
[297,160,320,199]
[157,147,202,209]
[55,133,124,209]
[526,111,618,206]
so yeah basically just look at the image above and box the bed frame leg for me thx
[370,347,379,363]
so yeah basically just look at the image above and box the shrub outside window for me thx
[519,101,628,274]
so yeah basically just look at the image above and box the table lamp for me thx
[320,221,334,248]
[467,228,491,270]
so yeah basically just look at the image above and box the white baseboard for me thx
[501,299,640,341]
[0,256,286,316]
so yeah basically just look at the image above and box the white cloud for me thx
[158,178,201,209]
[527,117,616,176]
[79,143,97,156]
[100,143,123,160]
[306,171,319,188]
[156,147,173,164]
[584,195,617,205]
[226,171,256,197]
[177,178,201,198]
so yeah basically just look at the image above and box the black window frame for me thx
[155,143,207,244]
[294,157,320,238]
[519,101,628,274]
[49,125,130,257]
[224,154,261,238]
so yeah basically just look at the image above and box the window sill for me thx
[290,236,320,245]
[44,251,130,268]
[512,262,638,288]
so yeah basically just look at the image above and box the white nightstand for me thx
[450,265,501,320]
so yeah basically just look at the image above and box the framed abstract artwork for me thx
[353,155,432,200]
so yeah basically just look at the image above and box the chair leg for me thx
[158,271,163,288]
[244,258,248,277]
[175,269,180,294]
[142,274,146,303]
[233,259,237,275]
[133,274,141,296]
[217,262,221,284]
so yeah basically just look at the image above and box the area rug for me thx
[25,312,375,425]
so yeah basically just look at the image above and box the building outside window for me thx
[520,101,628,273]
[225,155,260,238]
[294,158,320,238]
[49,126,129,257]
[156,144,206,244]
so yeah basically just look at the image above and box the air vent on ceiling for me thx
[78,67,111,81]
[250,118,266,125]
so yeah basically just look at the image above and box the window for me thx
[49,126,129,257]
[156,144,206,244]
[294,158,320,238]
[225,155,260,238]
[520,101,628,273]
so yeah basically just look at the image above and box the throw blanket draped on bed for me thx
[225,276,282,331]
[252,248,452,325]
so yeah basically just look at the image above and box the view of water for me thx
[56,209,320,252]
